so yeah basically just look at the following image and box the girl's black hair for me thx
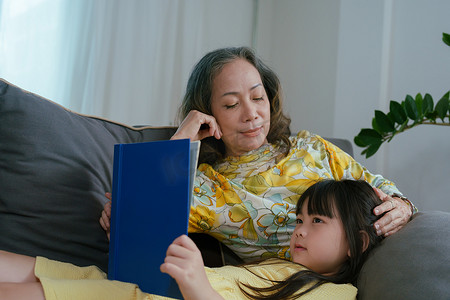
[239,179,384,299]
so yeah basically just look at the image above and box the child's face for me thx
[290,199,350,276]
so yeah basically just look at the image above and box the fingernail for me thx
[374,209,379,215]
[374,224,380,230]
[377,230,382,236]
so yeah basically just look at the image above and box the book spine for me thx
[108,144,123,277]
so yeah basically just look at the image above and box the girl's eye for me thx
[253,96,264,101]
[296,218,303,224]
[225,103,237,109]
[313,218,323,223]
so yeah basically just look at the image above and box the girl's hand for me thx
[99,193,112,241]
[160,235,223,300]
[171,110,222,141]
[372,188,412,237]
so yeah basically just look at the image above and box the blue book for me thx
[108,139,200,298]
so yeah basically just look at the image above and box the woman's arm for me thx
[160,235,224,300]
[319,135,415,236]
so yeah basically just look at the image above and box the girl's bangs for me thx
[297,184,337,218]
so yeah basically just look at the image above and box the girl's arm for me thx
[160,235,224,300]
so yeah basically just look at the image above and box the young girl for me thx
[0,180,383,300]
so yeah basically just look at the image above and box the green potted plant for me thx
[354,32,450,158]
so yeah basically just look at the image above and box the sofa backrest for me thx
[0,78,176,271]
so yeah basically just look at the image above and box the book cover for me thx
[108,139,200,297]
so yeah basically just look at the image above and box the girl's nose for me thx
[295,227,307,238]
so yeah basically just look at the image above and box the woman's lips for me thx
[241,127,262,137]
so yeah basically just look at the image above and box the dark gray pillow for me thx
[357,211,450,300]
[0,79,176,271]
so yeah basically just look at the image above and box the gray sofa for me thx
[1,78,449,299]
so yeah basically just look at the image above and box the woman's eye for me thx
[313,218,323,223]
[225,103,237,109]
[253,96,264,101]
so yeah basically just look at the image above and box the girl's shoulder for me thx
[250,259,357,300]
[206,259,357,300]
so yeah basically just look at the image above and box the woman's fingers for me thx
[99,200,112,236]
[373,188,411,236]
[100,210,110,229]
[171,110,222,141]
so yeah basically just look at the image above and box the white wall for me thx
[257,0,450,211]
[256,0,341,137]
[2,0,448,211]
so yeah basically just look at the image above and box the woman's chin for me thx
[224,134,268,156]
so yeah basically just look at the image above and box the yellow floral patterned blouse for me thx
[188,130,405,262]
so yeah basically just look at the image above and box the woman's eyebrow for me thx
[221,83,263,97]
[250,83,263,90]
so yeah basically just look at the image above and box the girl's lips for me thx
[295,244,306,251]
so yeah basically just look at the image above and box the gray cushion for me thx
[0,79,176,271]
[357,211,450,300]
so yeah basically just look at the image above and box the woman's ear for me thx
[360,230,370,253]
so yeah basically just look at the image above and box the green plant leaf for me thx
[365,141,382,158]
[389,100,407,124]
[425,111,438,122]
[354,129,382,147]
[405,95,419,120]
[423,93,434,115]
[415,93,423,117]
[435,94,449,121]
[386,111,397,125]
[371,117,382,134]
[443,32,450,47]
[375,110,395,132]
[354,136,366,147]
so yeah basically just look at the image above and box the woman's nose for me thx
[241,101,258,122]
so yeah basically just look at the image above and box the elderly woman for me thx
[168,46,415,262]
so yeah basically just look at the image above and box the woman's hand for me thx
[171,110,222,141]
[372,188,412,237]
[160,235,223,300]
[99,193,112,241]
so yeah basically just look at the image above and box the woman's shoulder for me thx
[291,130,324,141]
[289,130,328,150]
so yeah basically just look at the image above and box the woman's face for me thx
[290,199,350,276]
[210,59,270,157]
